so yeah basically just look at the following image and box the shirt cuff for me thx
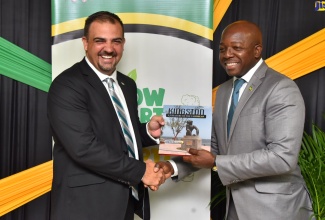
[146,123,160,144]
[168,160,178,177]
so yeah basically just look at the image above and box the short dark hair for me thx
[83,11,124,38]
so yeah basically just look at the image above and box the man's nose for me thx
[103,42,114,52]
[225,47,234,57]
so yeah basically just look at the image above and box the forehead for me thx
[220,29,252,46]
[88,21,123,37]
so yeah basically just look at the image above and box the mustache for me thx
[98,51,116,57]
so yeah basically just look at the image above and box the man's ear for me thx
[82,36,88,52]
[254,44,263,58]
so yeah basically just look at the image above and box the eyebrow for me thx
[92,37,123,41]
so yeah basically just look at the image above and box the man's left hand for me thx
[183,148,216,169]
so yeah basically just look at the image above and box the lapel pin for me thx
[121,82,125,85]
[249,86,253,91]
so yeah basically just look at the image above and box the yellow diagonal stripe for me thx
[0,161,53,216]
[213,0,232,31]
[265,28,325,80]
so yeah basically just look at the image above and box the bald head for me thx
[219,20,263,77]
[222,20,263,48]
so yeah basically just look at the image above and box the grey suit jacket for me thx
[174,62,313,220]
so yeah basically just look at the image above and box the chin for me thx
[226,72,237,77]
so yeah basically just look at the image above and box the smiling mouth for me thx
[101,55,113,59]
[225,62,238,67]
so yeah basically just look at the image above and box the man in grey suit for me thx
[157,20,314,220]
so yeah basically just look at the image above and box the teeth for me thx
[226,63,237,66]
[101,55,112,59]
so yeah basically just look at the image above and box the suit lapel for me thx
[116,73,129,104]
[79,59,124,137]
[79,59,111,104]
[116,73,137,126]
[116,73,134,118]
[116,73,143,160]
[221,80,234,142]
[228,62,268,140]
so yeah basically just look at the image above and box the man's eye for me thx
[233,47,242,51]
[94,40,104,43]
[114,40,122,44]
[219,48,225,52]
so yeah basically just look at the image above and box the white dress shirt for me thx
[85,57,140,159]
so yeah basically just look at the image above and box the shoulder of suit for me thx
[52,61,85,86]
[117,71,136,84]
[251,61,292,84]
[117,71,129,79]
[265,67,292,82]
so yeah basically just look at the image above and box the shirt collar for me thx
[234,58,263,83]
[85,57,117,82]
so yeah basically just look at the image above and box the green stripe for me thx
[51,0,212,29]
[0,37,52,92]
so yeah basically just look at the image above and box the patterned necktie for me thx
[105,78,139,201]
[227,78,246,137]
[105,78,135,158]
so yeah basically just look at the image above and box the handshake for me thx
[141,148,217,191]
[141,160,174,191]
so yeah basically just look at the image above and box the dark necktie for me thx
[227,78,245,137]
[105,78,136,158]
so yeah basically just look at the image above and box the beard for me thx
[97,56,119,74]
[97,51,119,74]
[99,61,115,72]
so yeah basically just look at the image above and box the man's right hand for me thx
[142,159,165,191]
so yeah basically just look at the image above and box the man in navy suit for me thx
[48,11,165,220]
